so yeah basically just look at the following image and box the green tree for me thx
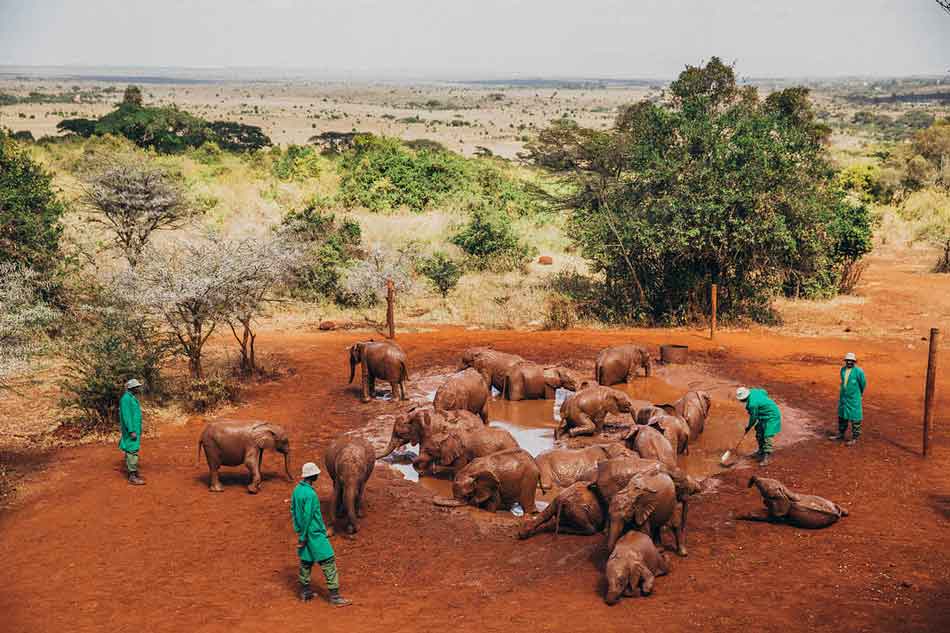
[417,251,463,299]
[450,206,534,272]
[277,203,362,299]
[123,85,143,106]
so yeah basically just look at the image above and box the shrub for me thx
[185,375,240,413]
[339,245,414,307]
[208,120,271,152]
[543,293,577,330]
[278,203,362,299]
[0,264,58,390]
[92,103,211,153]
[11,130,34,142]
[417,251,463,298]
[271,144,321,181]
[450,206,535,272]
[57,117,98,137]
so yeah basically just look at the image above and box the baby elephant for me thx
[451,448,543,513]
[517,482,605,539]
[324,436,378,535]
[747,476,848,529]
[556,386,635,439]
[349,340,409,402]
[604,530,669,605]
[198,420,292,494]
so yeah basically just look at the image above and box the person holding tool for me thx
[736,386,782,466]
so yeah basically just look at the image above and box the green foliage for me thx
[271,144,321,181]
[836,164,887,204]
[60,309,173,427]
[543,293,577,330]
[185,375,240,413]
[208,120,271,152]
[450,206,535,272]
[527,57,866,323]
[57,118,98,137]
[0,132,67,293]
[278,203,362,299]
[123,85,143,106]
[417,251,463,298]
[11,130,34,142]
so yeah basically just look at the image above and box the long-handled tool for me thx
[720,424,754,466]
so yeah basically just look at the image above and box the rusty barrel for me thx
[660,344,688,364]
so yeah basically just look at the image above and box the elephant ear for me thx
[474,471,501,502]
[440,434,462,465]
[657,403,676,415]
[767,490,793,517]
[634,499,657,527]
[251,423,277,449]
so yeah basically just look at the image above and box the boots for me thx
[299,585,314,602]
[758,454,771,467]
[845,438,859,447]
[128,472,145,485]
[327,589,351,606]
[828,433,845,441]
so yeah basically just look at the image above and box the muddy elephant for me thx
[648,415,691,455]
[518,482,605,539]
[324,436,378,535]
[377,407,484,464]
[605,466,678,554]
[197,420,292,494]
[625,424,676,468]
[416,424,519,475]
[635,405,667,426]
[460,347,524,392]
[604,530,669,604]
[661,391,711,442]
[556,386,635,439]
[349,340,409,402]
[434,368,491,422]
[535,443,633,490]
[595,344,652,386]
[502,362,580,401]
[747,476,849,529]
[449,448,543,513]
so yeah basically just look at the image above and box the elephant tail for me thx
[196,439,204,467]
[554,499,564,537]
[502,375,511,400]
[400,359,409,382]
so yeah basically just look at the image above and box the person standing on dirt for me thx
[291,462,351,606]
[831,352,866,446]
[736,387,782,466]
[119,379,145,485]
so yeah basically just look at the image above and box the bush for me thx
[339,245,414,307]
[185,375,240,413]
[11,130,34,142]
[417,251,463,298]
[92,103,211,153]
[278,203,362,300]
[0,264,57,389]
[60,310,173,427]
[207,120,271,152]
[450,206,535,272]
[271,144,321,181]
[543,293,577,330]
[57,117,97,137]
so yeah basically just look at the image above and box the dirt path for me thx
[1,327,948,633]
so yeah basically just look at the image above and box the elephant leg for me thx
[368,375,377,399]
[568,413,597,437]
[356,480,368,518]
[399,380,407,401]
[390,381,401,401]
[245,450,262,494]
[517,500,560,538]
[360,370,371,402]
[675,501,689,557]
[518,477,539,514]
[206,450,224,492]
[639,568,656,596]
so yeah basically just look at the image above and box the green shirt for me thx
[118,390,142,452]
[838,365,866,421]
[744,388,782,438]
[291,481,334,563]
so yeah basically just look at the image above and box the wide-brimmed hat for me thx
[125,379,143,390]
[844,352,857,362]
[301,462,321,478]
[736,387,751,401]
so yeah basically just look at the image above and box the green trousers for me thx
[755,426,773,455]
[838,417,862,439]
[124,451,139,473]
[300,556,340,591]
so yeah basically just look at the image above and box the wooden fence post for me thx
[710,283,718,340]
[386,279,396,339]
[923,328,940,457]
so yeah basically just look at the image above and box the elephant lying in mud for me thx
[446,448,543,513]
[517,482,605,539]
[604,531,669,605]
[324,436,379,535]
[595,344,652,386]
[502,362,580,401]
[746,476,849,529]
[377,408,485,465]
[661,391,711,442]
[625,424,676,468]
[556,386,635,439]
[434,368,491,422]
[349,340,409,402]
[460,347,524,392]
[535,444,633,490]
[198,420,292,493]
[416,424,519,475]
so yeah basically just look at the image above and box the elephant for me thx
[595,344,652,386]
[635,405,667,426]
[415,424,519,475]
[660,391,711,442]
[556,386,635,439]
[502,362,580,401]
[197,420,292,494]
[324,436,378,535]
[517,482,605,539]
[648,414,691,455]
[535,444,633,490]
[747,476,849,529]
[377,407,485,464]
[460,347,524,392]
[434,368,491,422]
[604,530,669,605]
[624,424,677,468]
[605,466,679,554]
[450,448,543,513]
[349,340,409,402]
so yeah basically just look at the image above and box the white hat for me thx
[125,379,142,390]
[736,387,751,401]
[844,352,857,362]
[301,462,321,478]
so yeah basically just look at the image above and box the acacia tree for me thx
[0,264,57,390]
[82,158,199,267]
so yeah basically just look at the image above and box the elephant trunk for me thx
[283,451,293,481]
[432,496,466,507]
[376,434,404,460]
[605,518,623,553]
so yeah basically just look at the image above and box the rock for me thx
[537,255,554,265]
[319,320,337,331]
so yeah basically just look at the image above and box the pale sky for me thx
[1,0,948,79]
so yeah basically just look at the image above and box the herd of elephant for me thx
[195,340,849,604]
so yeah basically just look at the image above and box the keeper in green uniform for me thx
[119,379,145,485]
[291,462,351,606]
[831,352,866,446]
[736,386,782,466]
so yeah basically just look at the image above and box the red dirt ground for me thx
[1,325,948,633]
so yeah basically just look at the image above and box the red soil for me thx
[1,326,948,633]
